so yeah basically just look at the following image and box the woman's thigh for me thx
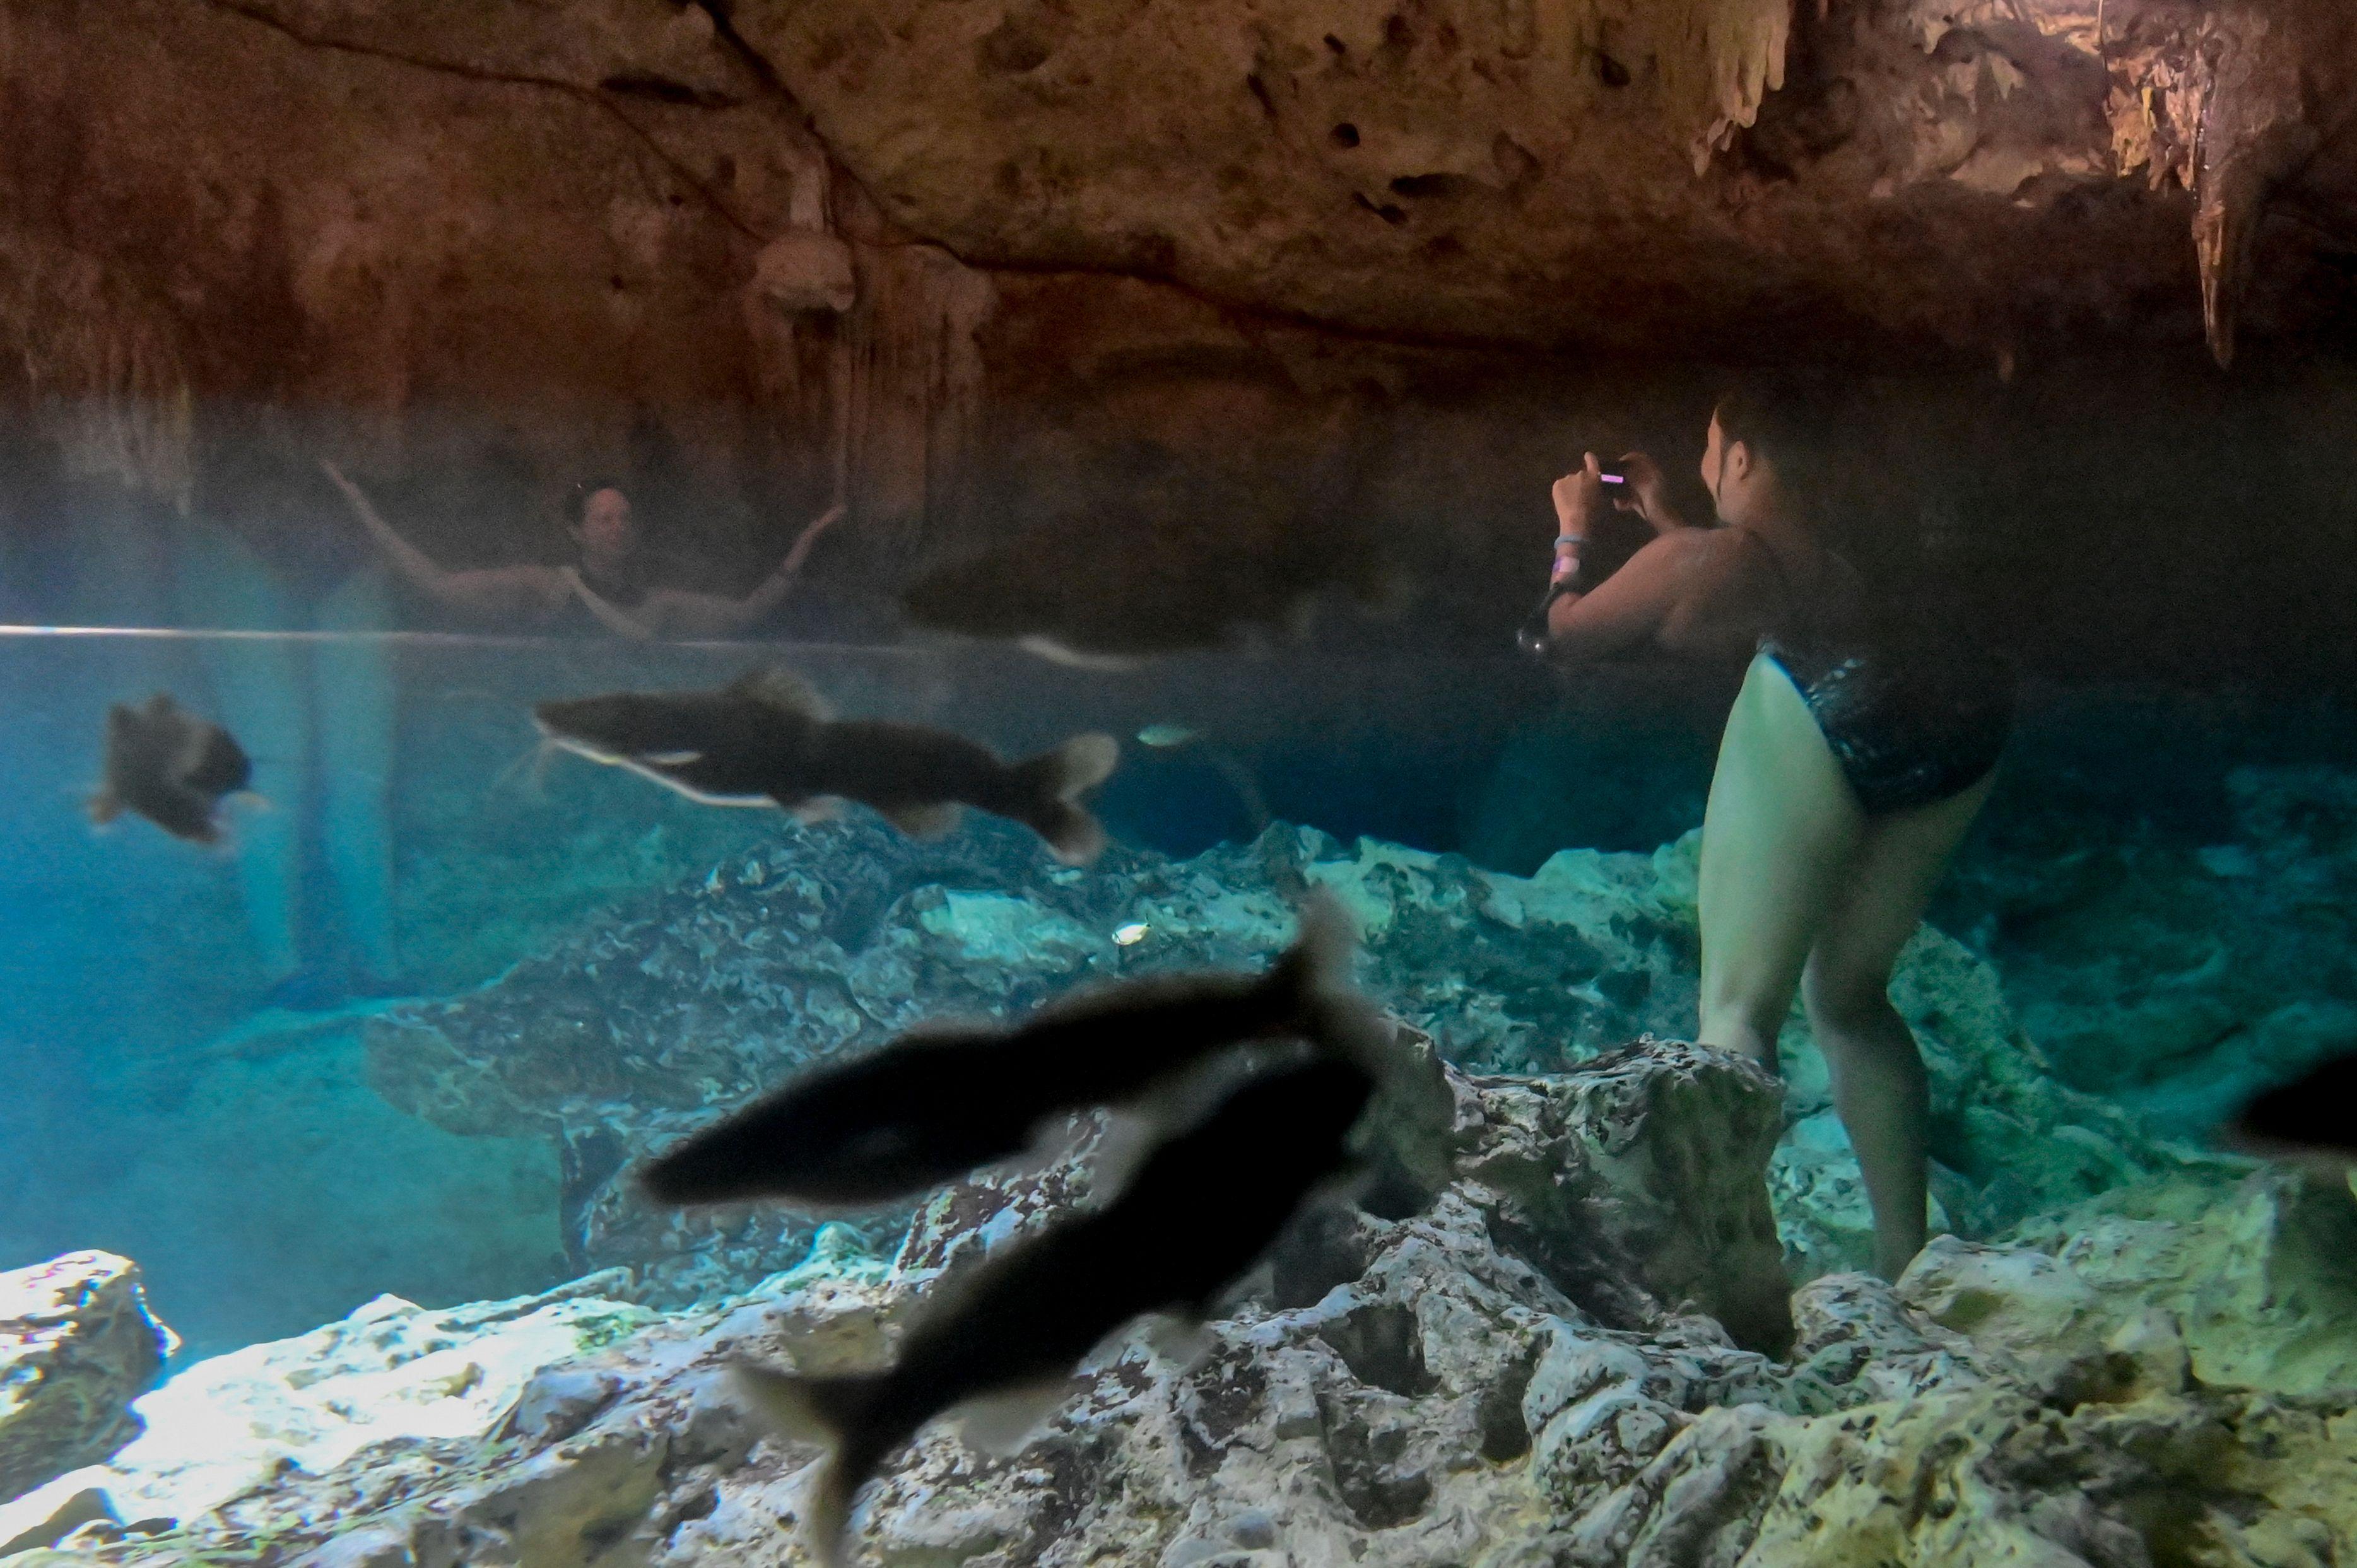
[1698,655,1867,1049]
[1804,771,1995,1015]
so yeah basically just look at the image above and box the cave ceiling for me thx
[4,0,2357,518]
[737,0,2357,365]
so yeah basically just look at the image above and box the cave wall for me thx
[2,0,2356,679]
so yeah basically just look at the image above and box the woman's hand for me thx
[1613,451,1687,533]
[1551,452,1610,535]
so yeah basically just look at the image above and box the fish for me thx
[734,1051,1378,1567]
[638,892,1385,1211]
[1112,921,1149,945]
[1135,723,1199,749]
[532,669,1121,865]
[2218,1051,2357,1172]
[88,693,257,845]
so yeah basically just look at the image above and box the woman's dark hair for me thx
[1712,372,1841,494]
[563,477,628,527]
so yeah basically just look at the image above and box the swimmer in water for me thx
[323,460,843,638]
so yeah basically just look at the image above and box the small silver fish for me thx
[1136,723,1199,749]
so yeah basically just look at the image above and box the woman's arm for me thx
[626,501,845,638]
[1544,530,1714,660]
[322,460,566,621]
[1538,454,1711,662]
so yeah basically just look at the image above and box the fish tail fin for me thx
[733,1364,881,1567]
[1264,887,1355,1017]
[1008,732,1119,865]
[1270,890,1393,1079]
[488,736,558,802]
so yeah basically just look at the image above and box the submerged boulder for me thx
[0,1254,172,1505]
[367,815,2173,1295]
[0,1272,653,1555]
[23,1037,2357,1568]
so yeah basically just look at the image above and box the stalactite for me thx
[2190,5,2327,366]
[841,241,996,573]
[0,233,194,509]
[1642,0,1797,172]
[738,144,996,565]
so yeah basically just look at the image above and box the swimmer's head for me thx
[565,479,637,566]
[1706,374,1834,527]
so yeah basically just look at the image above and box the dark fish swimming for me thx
[88,693,256,845]
[532,669,1120,865]
[639,892,1384,1210]
[736,1052,1378,1567]
[2219,1051,2357,1171]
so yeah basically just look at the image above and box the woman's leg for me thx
[1800,772,1994,1280]
[1697,655,1867,1070]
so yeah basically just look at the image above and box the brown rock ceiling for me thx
[3,0,2356,671]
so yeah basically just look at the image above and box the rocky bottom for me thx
[4,1038,2356,1568]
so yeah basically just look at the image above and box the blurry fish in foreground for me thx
[736,1052,1378,1568]
[639,892,1382,1210]
[88,693,259,845]
[532,669,1120,865]
[1112,921,1149,945]
[2219,1053,2357,1173]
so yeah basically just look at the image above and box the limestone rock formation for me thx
[0,1255,172,1505]
[1946,763,2357,1140]
[365,814,2168,1296]
[0,1272,655,1555]
[16,1039,2357,1568]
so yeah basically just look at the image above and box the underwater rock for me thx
[370,816,2170,1294]
[1945,764,2357,1140]
[1999,1161,2357,1398]
[0,1255,172,1504]
[28,1034,2357,1568]
[0,1272,650,1552]
[1448,1041,1796,1355]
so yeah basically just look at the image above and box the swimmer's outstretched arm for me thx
[321,460,567,622]
[626,500,846,638]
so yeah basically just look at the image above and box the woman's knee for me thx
[1801,961,1904,1039]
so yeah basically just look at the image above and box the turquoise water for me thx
[3,618,2351,1357]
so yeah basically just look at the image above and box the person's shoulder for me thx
[1636,525,1739,576]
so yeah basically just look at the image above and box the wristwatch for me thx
[1515,578,1585,657]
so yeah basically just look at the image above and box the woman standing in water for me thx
[1534,380,2013,1278]
[322,463,843,638]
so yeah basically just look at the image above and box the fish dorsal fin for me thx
[729,667,832,723]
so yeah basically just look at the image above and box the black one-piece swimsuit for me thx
[1743,532,2015,817]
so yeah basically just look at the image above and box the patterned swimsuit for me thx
[1743,532,2014,816]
